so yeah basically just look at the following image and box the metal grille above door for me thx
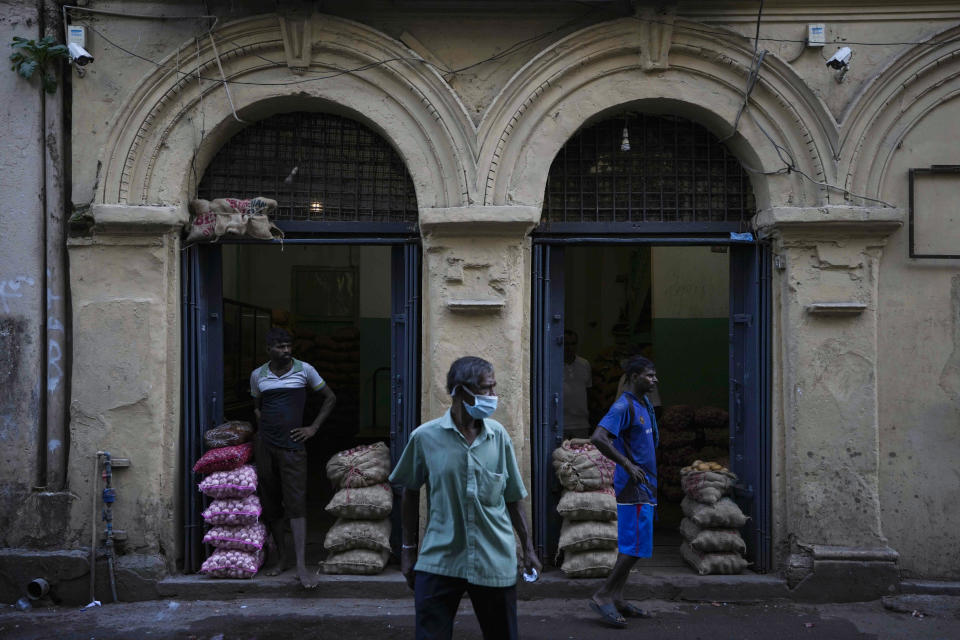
[197,111,418,223]
[542,113,755,226]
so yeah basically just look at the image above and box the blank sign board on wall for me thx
[910,166,960,259]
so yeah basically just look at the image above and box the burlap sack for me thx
[326,441,391,488]
[693,406,729,429]
[184,197,283,246]
[323,517,392,554]
[681,496,748,529]
[552,439,616,492]
[558,519,618,552]
[680,469,736,505]
[323,549,390,575]
[679,518,746,555]
[204,421,255,449]
[560,549,618,578]
[556,488,617,521]
[680,541,749,575]
[325,483,393,519]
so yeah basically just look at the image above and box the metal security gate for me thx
[542,113,755,227]
[196,111,418,223]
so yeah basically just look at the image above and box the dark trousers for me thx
[414,571,518,640]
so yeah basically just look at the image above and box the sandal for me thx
[616,601,653,618]
[590,600,628,628]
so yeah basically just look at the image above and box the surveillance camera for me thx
[68,42,94,66]
[825,46,852,70]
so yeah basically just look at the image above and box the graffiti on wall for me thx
[0,276,35,314]
[0,272,64,392]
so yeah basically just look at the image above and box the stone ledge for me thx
[810,545,899,562]
[754,206,903,237]
[446,298,505,313]
[91,204,188,234]
[806,302,868,316]
[899,580,960,596]
[419,206,540,237]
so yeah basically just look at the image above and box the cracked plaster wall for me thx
[65,233,181,560]
[0,0,46,547]
[875,101,960,579]
[421,234,533,499]
[774,233,887,551]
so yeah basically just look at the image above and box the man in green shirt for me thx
[390,356,541,640]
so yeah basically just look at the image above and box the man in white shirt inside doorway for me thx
[562,329,593,439]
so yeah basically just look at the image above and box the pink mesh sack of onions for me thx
[200,547,264,579]
[198,464,258,499]
[203,522,267,552]
[192,442,253,474]
[202,494,262,526]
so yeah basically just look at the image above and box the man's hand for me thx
[289,424,319,443]
[626,461,655,492]
[401,547,417,590]
[521,540,542,575]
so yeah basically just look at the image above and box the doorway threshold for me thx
[157,566,789,603]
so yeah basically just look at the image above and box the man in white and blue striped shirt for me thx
[251,327,336,588]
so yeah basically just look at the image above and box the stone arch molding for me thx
[100,14,477,208]
[841,24,960,199]
[478,17,839,211]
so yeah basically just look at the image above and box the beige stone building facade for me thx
[2,0,959,602]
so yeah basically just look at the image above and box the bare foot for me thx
[298,566,320,589]
[263,562,284,577]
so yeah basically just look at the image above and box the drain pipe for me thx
[101,452,118,603]
[39,0,68,491]
[88,452,98,604]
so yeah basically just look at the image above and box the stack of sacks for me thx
[322,441,393,575]
[552,439,619,578]
[679,460,749,575]
[692,407,730,466]
[656,406,698,503]
[192,433,265,579]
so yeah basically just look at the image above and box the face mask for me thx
[456,385,498,420]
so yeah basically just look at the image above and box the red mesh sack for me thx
[193,442,254,474]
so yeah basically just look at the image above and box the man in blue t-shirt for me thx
[588,355,659,628]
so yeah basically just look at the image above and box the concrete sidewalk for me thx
[2,595,959,639]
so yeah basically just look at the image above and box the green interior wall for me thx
[651,318,728,407]
[564,245,729,413]
[358,317,391,437]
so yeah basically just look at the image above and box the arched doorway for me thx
[182,111,421,572]
[532,111,771,572]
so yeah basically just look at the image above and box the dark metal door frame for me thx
[729,243,773,573]
[180,235,420,573]
[530,233,771,572]
[180,244,223,573]
[531,244,565,562]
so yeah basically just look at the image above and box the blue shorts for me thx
[617,503,654,558]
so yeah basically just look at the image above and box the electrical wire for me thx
[70,6,960,92]
[630,13,960,48]
[720,1,765,142]
[74,8,598,85]
[70,3,915,207]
